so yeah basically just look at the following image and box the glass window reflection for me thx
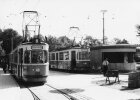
[31,51,43,63]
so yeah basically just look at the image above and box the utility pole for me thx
[101,10,107,44]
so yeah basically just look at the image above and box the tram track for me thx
[11,76,41,100]
[45,84,77,100]
[27,87,41,100]
[25,83,77,100]
[45,84,95,100]
[13,75,94,100]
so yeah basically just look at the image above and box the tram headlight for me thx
[36,68,40,72]
[23,66,27,70]
[23,66,27,74]
[84,62,87,65]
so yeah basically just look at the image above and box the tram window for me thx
[51,53,55,60]
[14,50,18,63]
[44,50,48,63]
[79,51,89,60]
[64,51,69,60]
[19,48,23,63]
[59,52,64,60]
[31,51,43,63]
[24,50,30,63]
[56,53,58,60]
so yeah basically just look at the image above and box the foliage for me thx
[83,35,102,47]
[46,35,102,51]
[46,35,59,51]
[57,36,74,48]
[136,25,140,36]
[46,35,74,51]
[113,38,129,44]
[0,28,23,54]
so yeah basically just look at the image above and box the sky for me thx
[0,0,140,44]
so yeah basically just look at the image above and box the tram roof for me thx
[90,44,136,50]
[50,46,89,52]
[10,41,48,54]
[21,42,47,45]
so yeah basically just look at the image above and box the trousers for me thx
[102,65,108,76]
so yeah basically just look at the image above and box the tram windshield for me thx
[31,51,43,63]
[24,50,48,64]
[24,50,30,63]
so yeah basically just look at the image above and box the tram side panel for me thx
[50,61,71,71]
[58,61,71,71]
[70,49,91,72]
[75,61,90,71]
[49,48,91,72]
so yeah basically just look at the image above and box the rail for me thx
[46,84,95,100]
[27,88,40,100]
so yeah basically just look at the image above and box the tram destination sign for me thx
[31,45,43,49]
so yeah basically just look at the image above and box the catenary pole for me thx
[101,10,107,44]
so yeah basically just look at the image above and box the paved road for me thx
[47,70,140,100]
[0,69,20,100]
[0,69,140,100]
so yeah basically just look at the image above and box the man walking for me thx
[102,58,109,76]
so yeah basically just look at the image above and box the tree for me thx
[57,36,73,48]
[113,38,129,44]
[46,35,75,51]
[104,36,109,44]
[1,28,23,54]
[46,35,59,51]
[83,35,102,47]
[136,25,140,36]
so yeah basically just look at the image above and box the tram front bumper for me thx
[23,75,48,82]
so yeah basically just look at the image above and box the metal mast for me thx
[22,11,40,42]
[69,26,81,46]
[101,10,107,44]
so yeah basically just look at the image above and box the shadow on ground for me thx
[91,78,140,95]
[50,88,84,94]
[91,79,122,86]
[121,86,140,91]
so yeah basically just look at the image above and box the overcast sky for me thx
[0,0,140,44]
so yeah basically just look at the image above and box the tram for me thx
[49,46,90,72]
[9,38,49,83]
[8,11,49,83]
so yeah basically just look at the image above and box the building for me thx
[90,44,136,71]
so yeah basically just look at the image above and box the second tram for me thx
[49,47,90,72]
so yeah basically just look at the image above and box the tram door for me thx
[71,51,76,70]
[18,48,23,78]
[56,53,58,68]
